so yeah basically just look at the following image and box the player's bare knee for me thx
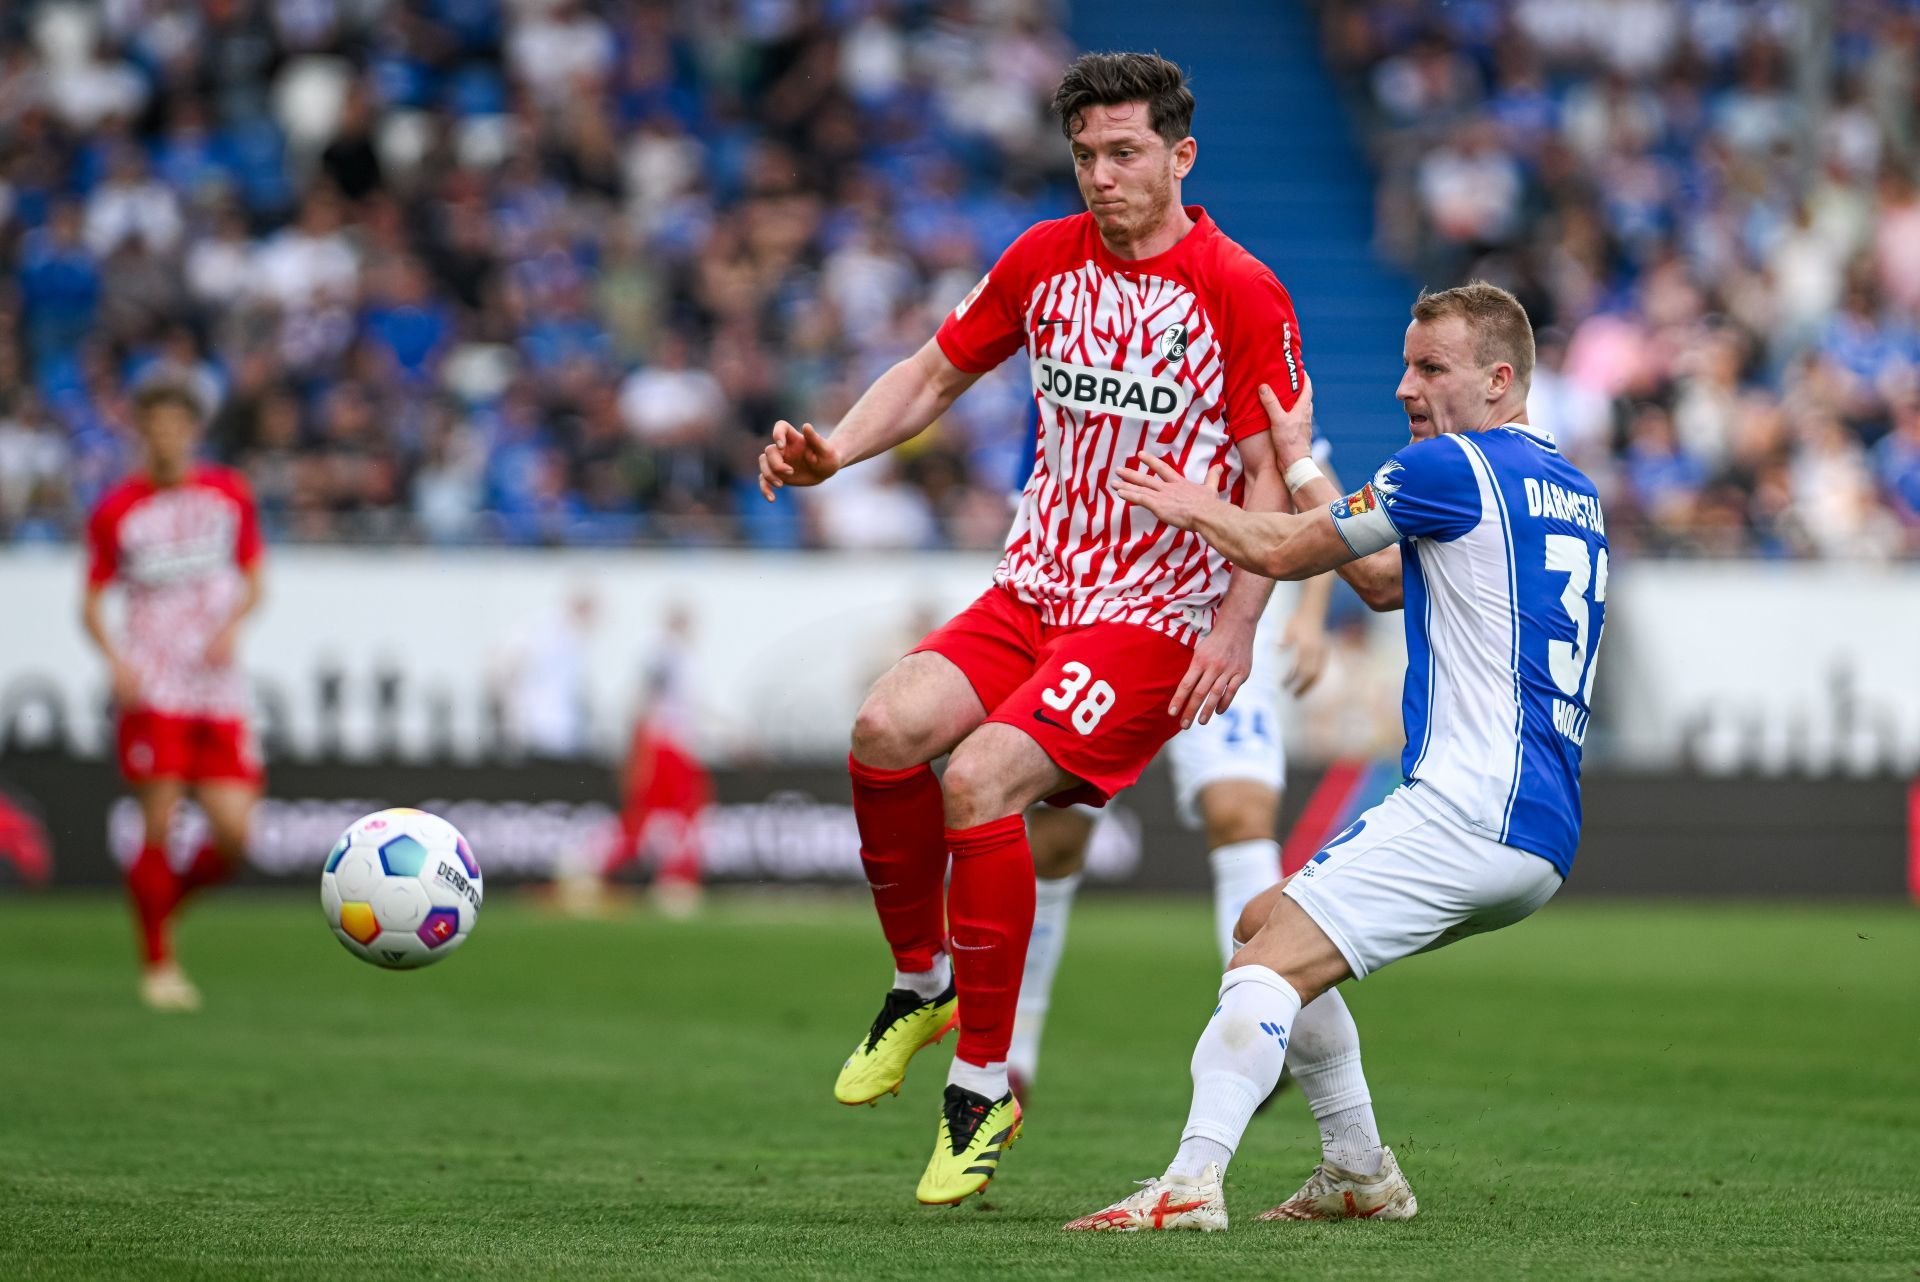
[1028,817,1090,879]
[940,751,1003,829]
[1203,808,1270,850]
[1233,882,1289,955]
[135,786,180,847]
[1199,783,1278,850]
[209,822,249,861]
[850,695,922,770]
[1232,894,1349,1000]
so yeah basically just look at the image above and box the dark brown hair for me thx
[1411,281,1536,387]
[1052,52,1194,147]
[131,379,205,423]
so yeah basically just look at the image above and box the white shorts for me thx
[1282,784,1561,980]
[1166,615,1285,828]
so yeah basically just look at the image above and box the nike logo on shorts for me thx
[1031,708,1069,732]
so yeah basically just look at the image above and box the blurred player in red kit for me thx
[82,382,265,1011]
[758,51,1309,1203]
[606,604,709,917]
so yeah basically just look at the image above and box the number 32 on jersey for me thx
[1544,534,1606,747]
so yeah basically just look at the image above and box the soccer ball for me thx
[320,808,482,969]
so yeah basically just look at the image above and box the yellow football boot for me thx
[833,982,958,1106]
[915,1084,1022,1204]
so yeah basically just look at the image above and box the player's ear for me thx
[1487,361,1513,403]
[1171,135,1196,180]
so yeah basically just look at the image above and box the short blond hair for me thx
[1411,282,1535,389]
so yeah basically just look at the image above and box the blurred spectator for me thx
[1320,0,1920,559]
[0,390,74,541]
[1876,397,1920,545]
[0,0,1071,549]
[83,146,182,258]
[9,0,1917,560]
[811,457,941,551]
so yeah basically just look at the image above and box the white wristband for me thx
[1283,457,1324,492]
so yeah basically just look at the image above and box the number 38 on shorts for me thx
[1040,661,1117,735]
[915,584,1196,806]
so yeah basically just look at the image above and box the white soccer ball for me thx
[320,808,482,969]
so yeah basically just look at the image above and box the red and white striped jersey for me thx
[936,207,1305,645]
[86,465,263,718]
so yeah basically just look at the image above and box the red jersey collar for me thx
[1090,205,1212,274]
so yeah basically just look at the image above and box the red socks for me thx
[128,842,240,965]
[849,756,1039,1065]
[177,843,235,898]
[945,813,1036,1067]
[848,756,948,973]
[126,843,178,966]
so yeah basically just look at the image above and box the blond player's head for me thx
[1396,282,1535,441]
[131,380,205,485]
[1052,52,1196,249]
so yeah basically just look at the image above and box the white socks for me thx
[1006,872,1081,1085]
[895,952,952,1001]
[1287,987,1384,1176]
[1208,839,1281,966]
[1169,965,1302,1180]
[948,1056,1010,1101]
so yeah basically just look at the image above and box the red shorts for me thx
[619,734,712,837]
[116,709,264,787]
[913,586,1192,807]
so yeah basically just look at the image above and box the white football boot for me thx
[1257,1145,1418,1221]
[1062,1163,1229,1232]
[139,962,203,1013]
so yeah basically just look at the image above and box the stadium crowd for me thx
[0,0,1069,549]
[3,0,1917,558]
[1320,0,1920,558]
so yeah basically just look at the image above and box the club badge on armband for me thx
[1332,483,1379,520]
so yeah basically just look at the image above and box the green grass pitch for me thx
[2,892,1915,1280]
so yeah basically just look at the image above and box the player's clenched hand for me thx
[1259,377,1314,465]
[1110,453,1226,531]
[757,420,840,501]
[1171,620,1253,729]
[1281,612,1330,695]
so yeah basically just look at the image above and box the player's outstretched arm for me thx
[1257,382,1402,611]
[1112,455,1356,582]
[757,338,981,500]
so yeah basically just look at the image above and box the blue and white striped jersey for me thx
[1329,424,1606,875]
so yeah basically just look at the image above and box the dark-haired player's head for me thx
[131,381,205,486]
[1052,52,1196,249]
[1397,282,1536,440]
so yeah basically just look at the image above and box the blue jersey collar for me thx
[1494,421,1558,451]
